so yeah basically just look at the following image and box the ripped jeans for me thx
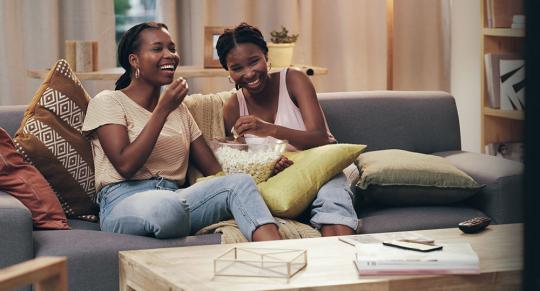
[97,173,276,241]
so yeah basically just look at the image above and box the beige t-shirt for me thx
[82,90,201,192]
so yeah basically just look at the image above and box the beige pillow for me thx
[355,149,482,206]
[184,90,235,185]
[184,90,235,142]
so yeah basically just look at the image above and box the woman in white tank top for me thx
[216,23,359,236]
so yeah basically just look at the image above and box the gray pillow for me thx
[354,149,483,206]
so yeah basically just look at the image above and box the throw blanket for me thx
[184,90,234,185]
[184,90,234,141]
[196,217,321,244]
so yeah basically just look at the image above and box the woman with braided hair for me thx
[217,23,359,236]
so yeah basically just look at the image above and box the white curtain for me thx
[157,0,450,94]
[0,0,450,105]
[0,0,116,106]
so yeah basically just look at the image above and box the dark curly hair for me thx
[216,22,268,71]
[115,22,169,90]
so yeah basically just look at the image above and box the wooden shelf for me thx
[484,107,524,120]
[480,0,524,152]
[27,65,328,81]
[483,28,525,37]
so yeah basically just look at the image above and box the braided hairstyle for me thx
[115,22,168,90]
[216,22,268,71]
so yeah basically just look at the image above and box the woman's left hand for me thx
[272,155,293,175]
[234,115,275,137]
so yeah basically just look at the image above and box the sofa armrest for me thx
[0,191,34,269]
[434,151,523,224]
[0,257,67,291]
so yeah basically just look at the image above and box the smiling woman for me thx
[79,22,282,242]
[113,22,178,91]
[216,23,359,237]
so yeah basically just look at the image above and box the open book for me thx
[354,242,480,275]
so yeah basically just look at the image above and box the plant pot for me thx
[267,42,295,67]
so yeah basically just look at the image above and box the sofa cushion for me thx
[0,128,69,229]
[357,206,488,233]
[258,143,366,218]
[34,230,220,291]
[0,105,26,136]
[434,150,523,223]
[355,149,482,206]
[13,59,98,221]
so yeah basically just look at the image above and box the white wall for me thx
[450,0,481,152]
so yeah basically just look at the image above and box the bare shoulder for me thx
[285,68,316,103]
[286,68,311,83]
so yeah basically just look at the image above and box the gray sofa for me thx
[0,91,523,291]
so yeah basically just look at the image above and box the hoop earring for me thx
[135,68,140,79]
[228,76,234,84]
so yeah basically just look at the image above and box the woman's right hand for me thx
[157,77,189,114]
[234,115,276,138]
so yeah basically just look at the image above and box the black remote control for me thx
[458,217,491,234]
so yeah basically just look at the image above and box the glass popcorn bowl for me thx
[210,137,288,184]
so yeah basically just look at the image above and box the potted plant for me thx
[267,26,299,67]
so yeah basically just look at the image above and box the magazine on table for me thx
[353,242,480,275]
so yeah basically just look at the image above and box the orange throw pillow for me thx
[1,128,69,229]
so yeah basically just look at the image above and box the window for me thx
[114,0,157,45]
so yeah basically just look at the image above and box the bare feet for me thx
[320,224,354,236]
[252,223,281,241]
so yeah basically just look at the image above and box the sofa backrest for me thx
[1,91,461,154]
[0,105,26,137]
[318,91,461,154]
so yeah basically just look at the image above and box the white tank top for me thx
[237,68,306,131]
[236,68,306,151]
[236,68,333,151]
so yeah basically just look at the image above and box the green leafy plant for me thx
[270,26,299,44]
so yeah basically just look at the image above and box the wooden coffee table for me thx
[119,223,522,291]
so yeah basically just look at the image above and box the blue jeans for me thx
[310,172,359,231]
[97,173,276,241]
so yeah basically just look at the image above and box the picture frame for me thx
[204,26,229,68]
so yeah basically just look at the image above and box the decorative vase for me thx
[267,42,295,67]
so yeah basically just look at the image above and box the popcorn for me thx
[212,140,287,184]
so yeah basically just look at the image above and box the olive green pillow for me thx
[258,143,366,218]
[354,149,482,206]
[197,143,366,218]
